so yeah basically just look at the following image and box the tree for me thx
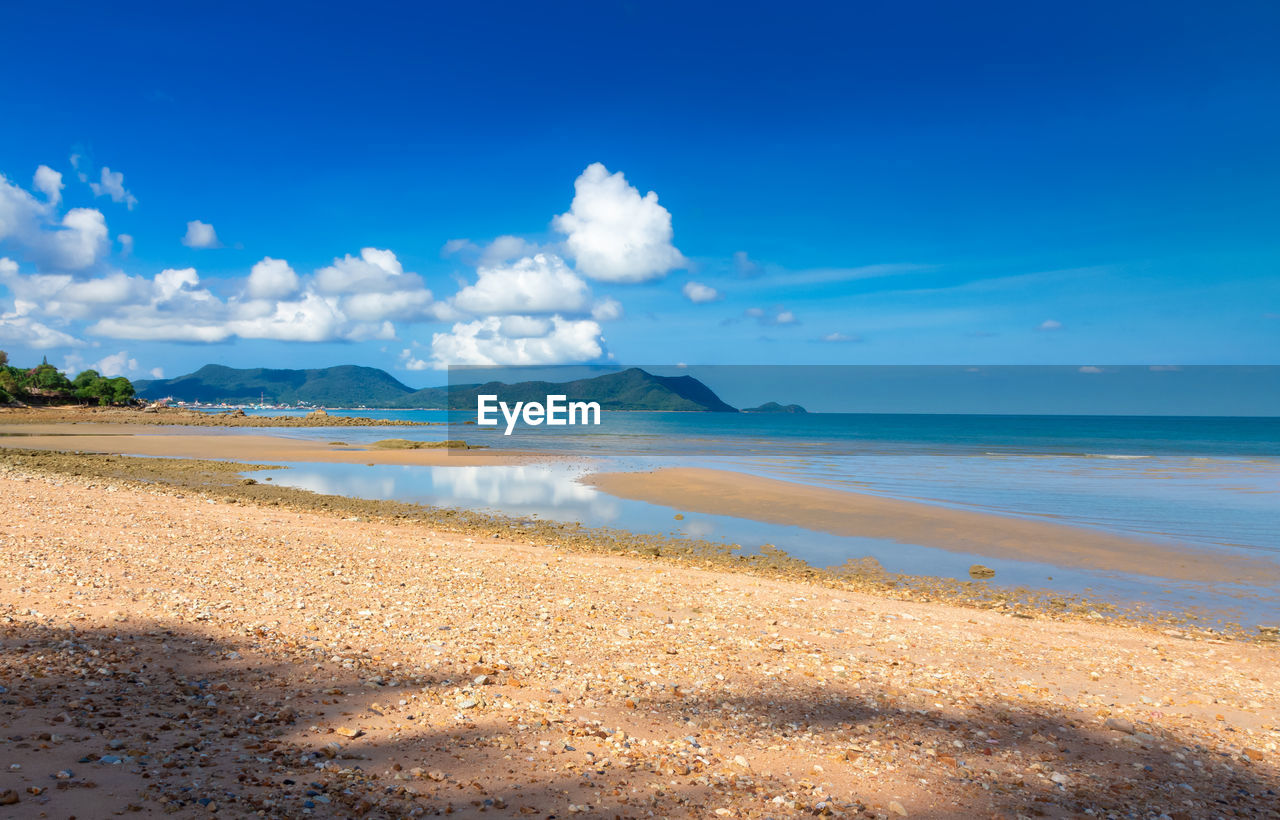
[28,362,73,394]
[0,350,8,367]
[109,376,135,404]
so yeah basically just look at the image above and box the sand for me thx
[0,462,1276,819]
[0,425,524,467]
[584,467,1280,587]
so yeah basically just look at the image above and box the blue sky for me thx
[1,0,1277,384]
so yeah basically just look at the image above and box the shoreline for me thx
[584,466,1280,588]
[1,421,1276,619]
[1,445,1270,639]
[0,425,535,466]
[0,405,439,427]
[0,450,1276,817]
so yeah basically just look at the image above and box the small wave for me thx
[1083,454,1151,459]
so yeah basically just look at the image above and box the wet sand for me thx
[585,467,1280,586]
[1,460,1276,818]
[0,425,528,467]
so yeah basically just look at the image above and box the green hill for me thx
[133,364,416,406]
[134,365,740,412]
[415,368,738,412]
[742,401,807,414]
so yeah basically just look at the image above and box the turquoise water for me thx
[212,408,1280,622]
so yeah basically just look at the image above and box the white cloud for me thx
[0,173,109,272]
[820,331,862,343]
[746,305,797,326]
[246,257,299,300]
[682,281,719,303]
[92,350,141,378]
[442,235,546,268]
[590,297,622,321]
[70,153,87,183]
[182,220,220,249]
[33,166,63,206]
[149,367,164,379]
[314,247,440,323]
[118,233,133,257]
[552,162,685,282]
[315,247,403,292]
[431,315,604,366]
[1039,319,1063,331]
[49,208,109,271]
[89,167,137,209]
[0,312,84,349]
[399,348,431,371]
[454,253,589,315]
[498,315,551,337]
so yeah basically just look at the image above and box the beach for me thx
[2,455,1277,819]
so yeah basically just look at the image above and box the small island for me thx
[741,401,807,414]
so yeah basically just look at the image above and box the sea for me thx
[205,409,1280,627]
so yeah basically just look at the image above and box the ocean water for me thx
[214,409,1280,622]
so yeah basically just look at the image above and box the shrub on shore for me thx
[0,350,136,407]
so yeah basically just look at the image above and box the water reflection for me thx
[277,463,622,523]
[266,460,1280,625]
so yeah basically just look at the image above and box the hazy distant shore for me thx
[0,405,435,427]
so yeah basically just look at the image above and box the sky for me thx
[1,0,1278,387]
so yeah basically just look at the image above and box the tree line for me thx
[0,350,136,407]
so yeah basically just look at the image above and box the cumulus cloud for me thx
[0,173,110,272]
[33,166,63,206]
[0,314,84,349]
[89,167,137,209]
[820,331,862,343]
[399,348,431,371]
[590,297,622,321]
[91,350,140,378]
[182,220,220,249]
[682,281,719,303]
[246,257,299,300]
[454,253,589,315]
[314,248,442,323]
[552,162,685,282]
[431,315,605,367]
[1038,319,1063,331]
[1,246,438,345]
[118,234,133,257]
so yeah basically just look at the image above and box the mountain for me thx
[134,365,740,412]
[417,368,738,412]
[133,364,416,406]
[742,401,807,414]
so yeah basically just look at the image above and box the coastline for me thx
[0,405,438,427]
[584,466,1280,587]
[0,425,533,466]
[1,445,1269,637]
[1,451,1276,817]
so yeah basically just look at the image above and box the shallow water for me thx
[265,459,1280,626]
[208,408,1280,623]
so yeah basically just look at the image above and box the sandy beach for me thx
[3,419,1271,590]
[0,425,527,467]
[1,457,1277,819]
